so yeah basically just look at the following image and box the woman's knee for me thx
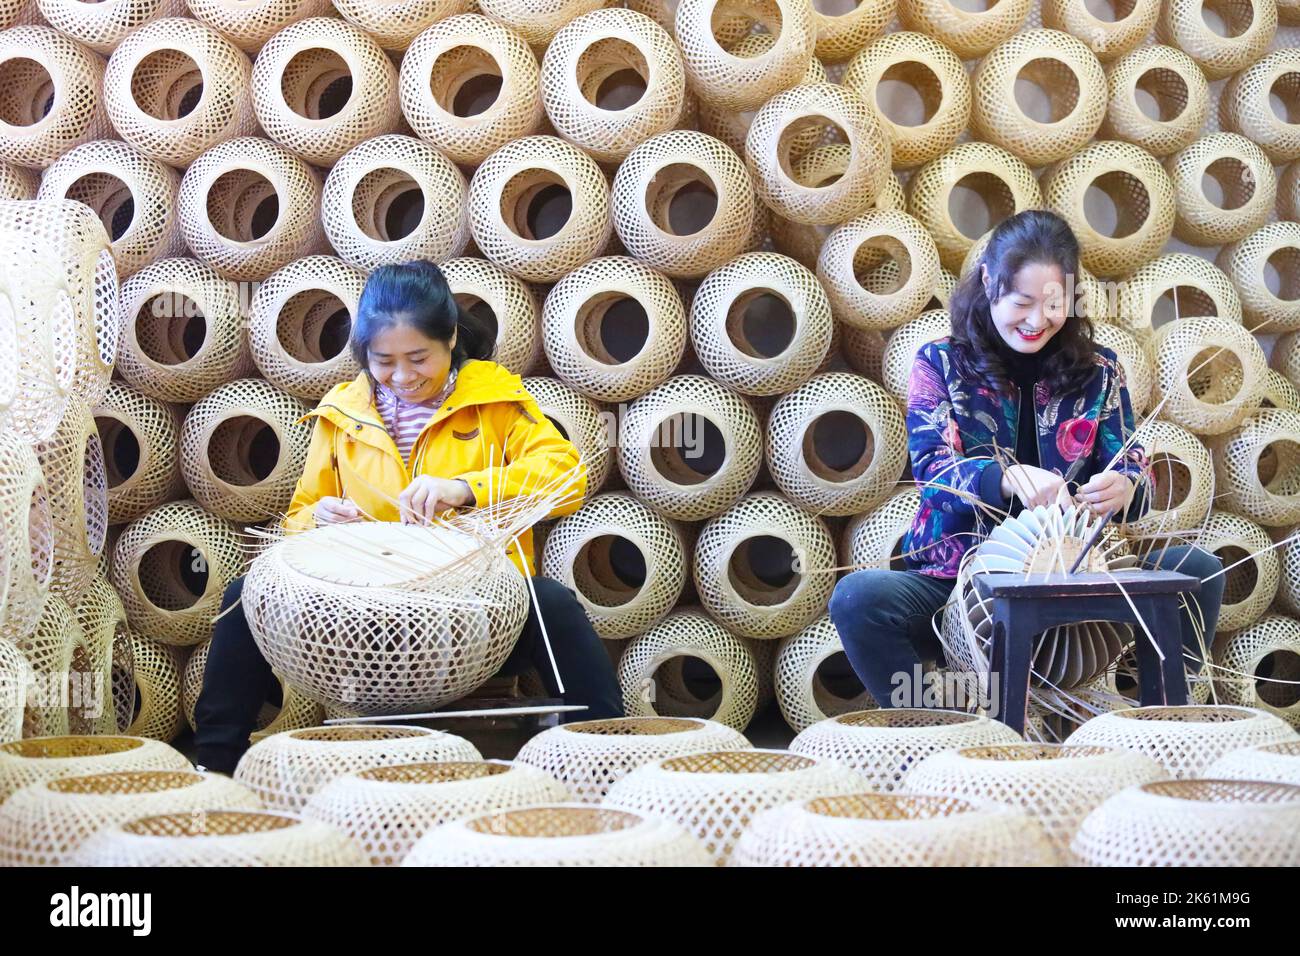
[830,570,910,629]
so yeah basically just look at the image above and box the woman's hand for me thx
[1001,464,1069,510]
[1077,470,1134,516]
[398,476,474,524]
[314,496,360,526]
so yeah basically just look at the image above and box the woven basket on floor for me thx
[1167,133,1275,247]
[1205,740,1300,785]
[521,376,614,495]
[816,210,941,333]
[1156,0,1276,80]
[1214,614,1300,728]
[0,431,54,641]
[1113,252,1243,351]
[34,401,107,606]
[186,0,333,52]
[1043,0,1159,61]
[1192,512,1278,631]
[444,257,540,376]
[0,735,189,801]
[1101,44,1209,157]
[1213,408,1300,526]
[1217,222,1300,332]
[898,0,1031,58]
[1153,317,1266,435]
[1222,49,1300,164]
[94,383,184,529]
[479,0,603,47]
[775,616,876,733]
[1124,419,1214,534]
[841,489,922,572]
[674,0,813,112]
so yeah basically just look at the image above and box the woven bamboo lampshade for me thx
[1114,253,1244,352]
[103,18,257,168]
[1101,44,1209,157]
[515,716,751,803]
[1281,161,1300,224]
[1167,134,1275,247]
[72,575,128,735]
[398,14,543,167]
[179,137,325,282]
[0,26,109,169]
[186,0,333,53]
[971,29,1107,169]
[1041,139,1175,280]
[178,379,311,523]
[693,493,835,640]
[0,769,262,866]
[0,640,33,742]
[1263,368,1300,413]
[611,130,756,280]
[1066,704,1298,778]
[1214,614,1300,727]
[1216,410,1300,527]
[1073,778,1300,866]
[903,743,1168,859]
[1124,421,1212,534]
[1042,0,1159,62]
[1206,740,1300,784]
[181,638,323,740]
[840,326,886,382]
[0,432,54,642]
[33,401,108,605]
[251,18,401,167]
[906,142,1042,273]
[897,0,1031,59]
[521,376,614,495]
[816,210,941,332]
[1281,532,1300,617]
[768,163,905,273]
[616,374,762,521]
[443,257,539,376]
[332,0,471,52]
[468,135,610,283]
[0,736,189,801]
[0,273,64,443]
[478,0,604,47]
[811,0,893,62]
[1093,324,1154,415]
[1222,50,1300,165]
[841,488,921,572]
[302,760,569,865]
[617,608,760,730]
[774,615,875,732]
[235,724,481,812]
[541,255,686,403]
[1218,222,1300,332]
[1156,0,1277,81]
[540,8,684,164]
[13,595,87,737]
[37,139,183,278]
[113,629,183,740]
[37,0,185,55]
[603,748,865,864]
[0,161,35,199]
[541,492,686,640]
[1185,512,1275,632]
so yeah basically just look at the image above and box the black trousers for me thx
[194,575,624,772]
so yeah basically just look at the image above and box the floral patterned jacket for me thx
[902,338,1150,578]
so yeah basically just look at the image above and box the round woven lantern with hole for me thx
[898,0,1031,59]
[540,8,684,164]
[478,0,604,48]
[332,0,471,52]
[603,748,865,864]
[0,161,35,199]
[1093,324,1154,416]
[178,379,311,523]
[812,0,893,63]
[1206,740,1300,784]
[689,251,831,396]
[1114,252,1243,352]
[234,724,481,812]
[443,257,540,376]
[186,0,333,53]
[115,629,183,740]
[0,431,55,641]
[1222,49,1300,165]
[1263,368,1300,413]
[769,162,905,274]
[103,17,257,168]
[745,82,891,226]
[842,488,921,572]
[179,137,325,282]
[1215,614,1300,727]
[1217,222,1300,332]
[37,139,183,278]
[0,735,190,802]
[1280,532,1300,617]
[1044,0,1160,62]
[775,615,876,733]
[521,375,614,495]
[1124,420,1212,534]
[251,18,401,167]
[1167,133,1276,247]
[730,792,1057,867]
[72,575,129,735]
[302,760,569,865]
[541,492,686,640]
[34,401,107,606]
[616,374,762,521]
[906,142,1042,274]
[1213,408,1300,526]
[611,129,756,280]
[468,135,611,283]
[816,210,941,333]
[541,255,685,403]
[903,743,1168,859]
[1101,44,1209,157]
[515,716,751,804]
[37,0,185,55]
[1190,511,1277,631]
[180,639,323,740]
[1066,704,1298,778]
[693,493,835,641]
[398,14,543,167]
[971,29,1107,169]
[0,769,261,866]
[1073,778,1300,866]
[0,26,110,169]
[1156,0,1277,81]
[1041,139,1175,280]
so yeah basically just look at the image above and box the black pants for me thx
[195,575,624,772]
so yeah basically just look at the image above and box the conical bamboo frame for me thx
[1101,44,1209,157]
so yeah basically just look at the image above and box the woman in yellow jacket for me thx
[194,261,623,773]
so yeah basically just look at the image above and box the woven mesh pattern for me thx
[1222,50,1300,164]
[234,724,482,812]
[1206,740,1300,784]
[180,137,325,281]
[252,18,401,167]
[1280,533,1300,617]
[1263,369,1300,413]
[515,717,751,803]
[0,735,189,801]
[675,0,814,111]
[1114,252,1243,351]
[13,595,83,737]
[398,14,543,167]
[611,129,756,280]
[72,575,130,735]
[303,760,569,865]
[1191,512,1277,630]
[765,372,907,515]
[0,264,68,442]
[0,162,36,199]
[730,793,1058,867]
[117,630,183,740]
[1156,0,1277,80]
[0,640,32,742]
[104,17,257,167]
[1212,408,1300,526]
[903,743,1169,859]
[769,162,904,273]
[617,608,760,730]
[332,0,470,51]
[0,770,261,866]
[541,492,686,639]
[1042,0,1159,61]
[0,431,54,640]
[775,615,876,732]
[33,401,107,605]
[817,209,942,332]
[603,748,865,864]
[37,0,186,54]
[898,0,1031,58]
[187,0,334,53]
[812,0,891,61]
[1066,705,1299,778]
[842,488,921,572]
[181,638,322,739]
[0,26,109,168]
[1217,222,1300,332]
[1093,324,1153,415]
[469,134,611,283]
[479,0,605,47]
[1072,779,1300,866]
[1168,133,1275,246]
[444,257,540,376]
[1214,614,1300,727]
[1124,418,1213,533]
[1154,317,1266,434]
[1042,139,1175,279]
[521,376,614,495]
[1101,44,1209,156]
[109,500,247,646]
[840,325,887,382]
[1280,162,1300,231]
[117,257,255,403]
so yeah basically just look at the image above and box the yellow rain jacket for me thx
[283,360,587,575]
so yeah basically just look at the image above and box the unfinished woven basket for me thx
[521,376,614,495]
[898,0,1031,59]
[1212,408,1300,526]
[1192,511,1277,631]
[1217,222,1300,332]
[1124,419,1213,534]
[816,209,942,332]
[302,760,569,865]
[775,615,876,732]
[443,257,540,376]
[1042,0,1159,61]
[841,488,922,572]
[1153,316,1266,435]
[1214,614,1300,727]
[0,431,54,641]
[0,735,189,801]
[1114,252,1243,351]
[186,0,333,52]
[1167,133,1276,247]
[1206,740,1300,784]
[1156,0,1277,80]
[1101,44,1209,157]
[1222,49,1300,164]
[332,0,470,51]
[674,0,814,111]
[33,401,107,605]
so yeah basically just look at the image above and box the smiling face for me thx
[366,319,456,404]
[982,260,1068,354]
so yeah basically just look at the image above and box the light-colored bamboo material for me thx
[775,615,875,732]
[1093,324,1154,415]
[1214,614,1300,728]
[841,488,922,572]
[479,0,604,47]
[1189,512,1276,631]
[13,595,86,737]
[1167,133,1276,247]
[1280,532,1300,618]
[115,630,183,741]
[674,0,814,111]
[1124,419,1214,534]
[1222,49,1300,164]
[1281,163,1300,233]
[770,165,905,273]
[1212,408,1300,526]
[0,735,189,801]
[898,0,1031,59]
[181,638,323,740]
[1042,0,1159,61]
[33,401,107,605]
[0,431,55,641]
[443,257,540,376]
[812,0,892,62]
[816,209,942,332]
[1153,316,1266,435]
[521,376,614,495]
[332,0,471,52]
[1156,0,1277,80]
[0,162,36,199]
[186,0,334,53]
[0,641,32,742]
[37,0,185,54]
[1205,740,1300,785]
[71,575,128,735]
[1263,369,1300,413]
[1217,222,1300,332]
[1113,252,1243,352]
[840,326,886,382]
[1101,44,1209,157]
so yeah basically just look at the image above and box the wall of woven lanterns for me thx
[1,0,1300,756]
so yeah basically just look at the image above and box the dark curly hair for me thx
[949,209,1098,397]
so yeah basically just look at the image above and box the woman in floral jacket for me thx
[829,210,1223,708]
